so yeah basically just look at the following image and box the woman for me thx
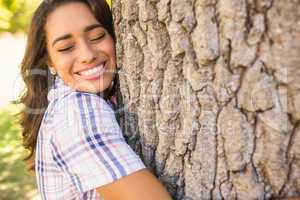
[19,0,173,199]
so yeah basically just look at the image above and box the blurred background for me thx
[0,0,110,199]
[0,0,42,199]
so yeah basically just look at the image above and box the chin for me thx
[76,85,102,93]
[77,81,111,93]
[69,75,110,92]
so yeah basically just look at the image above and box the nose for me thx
[78,39,97,64]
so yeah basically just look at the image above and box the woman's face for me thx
[45,2,116,93]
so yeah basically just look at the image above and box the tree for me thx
[113,0,300,199]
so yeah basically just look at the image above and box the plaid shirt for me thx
[35,77,145,200]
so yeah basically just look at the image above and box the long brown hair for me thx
[18,0,117,170]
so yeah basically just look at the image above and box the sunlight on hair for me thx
[106,0,112,8]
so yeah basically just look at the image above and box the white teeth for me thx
[79,64,104,76]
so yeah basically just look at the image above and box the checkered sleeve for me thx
[50,92,146,194]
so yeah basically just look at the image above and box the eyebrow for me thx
[51,24,103,47]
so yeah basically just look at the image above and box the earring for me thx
[49,69,56,75]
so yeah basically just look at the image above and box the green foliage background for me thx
[0,0,41,33]
[0,0,112,34]
[0,105,37,200]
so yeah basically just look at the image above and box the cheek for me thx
[102,37,116,62]
[50,52,75,73]
[108,45,116,69]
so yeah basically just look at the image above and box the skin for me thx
[45,2,173,200]
[46,2,116,93]
[97,169,173,200]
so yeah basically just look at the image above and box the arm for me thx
[51,93,172,198]
[97,168,173,200]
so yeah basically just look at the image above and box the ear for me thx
[47,60,56,75]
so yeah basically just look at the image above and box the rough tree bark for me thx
[112,0,300,199]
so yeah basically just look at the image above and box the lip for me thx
[75,61,107,74]
[74,61,107,80]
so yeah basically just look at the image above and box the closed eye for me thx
[90,34,105,41]
[57,46,74,52]
[56,33,105,52]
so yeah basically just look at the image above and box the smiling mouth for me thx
[76,61,106,80]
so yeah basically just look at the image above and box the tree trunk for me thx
[113,0,300,199]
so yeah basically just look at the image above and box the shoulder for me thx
[68,92,116,125]
[48,91,119,136]
[50,91,114,117]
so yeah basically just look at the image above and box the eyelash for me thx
[91,34,105,41]
[57,34,106,52]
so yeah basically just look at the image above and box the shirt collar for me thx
[47,76,75,102]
